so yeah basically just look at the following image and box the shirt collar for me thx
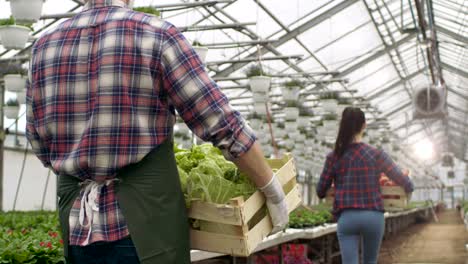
[83,0,127,11]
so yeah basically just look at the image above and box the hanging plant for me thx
[7,0,45,23]
[319,91,339,100]
[4,98,20,119]
[191,40,209,63]
[244,64,267,78]
[245,64,270,93]
[282,79,303,103]
[3,66,28,93]
[0,16,32,50]
[133,6,161,17]
[323,113,338,121]
[16,91,26,104]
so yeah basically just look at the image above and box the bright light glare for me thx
[413,139,434,160]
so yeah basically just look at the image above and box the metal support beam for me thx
[213,0,360,78]
[206,54,302,66]
[436,26,468,45]
[383,101,413,118]
[366,69,424,100]
[448,87,468,102]
[179,23,255,32]
[335,32,417,79]
[442,62,468,79]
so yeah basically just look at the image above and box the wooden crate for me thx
[324,186,408,211]
[188,154,302,256]
[381,186,408,211]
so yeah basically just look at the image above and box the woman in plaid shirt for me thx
[316,107,414,264]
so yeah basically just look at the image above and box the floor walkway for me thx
[379,209,468,264]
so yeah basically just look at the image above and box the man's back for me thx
[28,3,196,181]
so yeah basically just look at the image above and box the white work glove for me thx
[260,174,289,234]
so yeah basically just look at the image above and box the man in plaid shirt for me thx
[26,0,289,263]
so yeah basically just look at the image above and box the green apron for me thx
[57,140,191,264]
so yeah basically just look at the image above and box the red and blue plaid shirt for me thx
[26,0,255,246]
[316,143,414,217]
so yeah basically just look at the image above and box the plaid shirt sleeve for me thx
[25,67,52,169]
[159,24,256,160]
[316,153,335,198]
[377,150,414,193]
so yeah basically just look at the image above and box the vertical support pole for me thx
[0,85,4,211]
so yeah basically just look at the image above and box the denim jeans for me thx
[337,209,385,264]
[68,237,140,264]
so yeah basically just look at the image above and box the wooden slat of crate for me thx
[190,183,302,256]
[189,154,297,225]
[381,186,408,211]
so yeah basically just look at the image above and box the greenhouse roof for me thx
[0,0,466,164]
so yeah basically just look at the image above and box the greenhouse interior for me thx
[0,0,467,263]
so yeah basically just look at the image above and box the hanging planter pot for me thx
[285,121,298,133]
[248,118,263,131]
[4,99,20,119]
[321,99,338,113]
[4,106,20,119]
[253,102,267,116]
[252,92,268,103]
[7,0,45,23]
[193,46,208,63]
[284,107,299,121]
[0,25,31,50]
[297,116,310,128]
[249,76,271,93]
[16,91,26,104]
[4,74,27,92]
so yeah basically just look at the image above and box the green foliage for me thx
[175,144,255,205]
[319,91,339,100]
[288,207,333,228]
[286,101,298,107]
[323,113,337,121]
[285,79,304,88]
[5,99,19,107]
[244,64,267,77]
[338,97,351,105]
[0,64,27,76]
[0,16,33,30]
[0,211,65,263]
[192,40,203,47]
[133,6,161,16]
[0,16,15,26]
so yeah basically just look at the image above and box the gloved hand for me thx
[260,174,289,234]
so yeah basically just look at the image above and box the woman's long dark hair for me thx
[334,107,366,157]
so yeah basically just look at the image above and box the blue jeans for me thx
[68,237,140,264]
[337,209,384,264]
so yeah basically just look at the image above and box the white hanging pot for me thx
[275,128,286,139]
[321,99,338,113]
[282,86,300,102]
[323,120,337,131]
[193,46,208,63]
[4,74,27,92]
[4,106,20,119]
[16,91,26,104]
[0,25,31,50]
[249,76,271,93]
[8,0,45,23]
[248,118,263,130]
[297,116,310,128]
[285,121,297,133]
[253,102,267,116]
[252,92,268,103]
[284,107,299,121]
[289,132,300,140]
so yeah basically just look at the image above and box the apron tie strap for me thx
[77,178,119,245]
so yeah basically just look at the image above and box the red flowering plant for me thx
[0,211,65,263]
